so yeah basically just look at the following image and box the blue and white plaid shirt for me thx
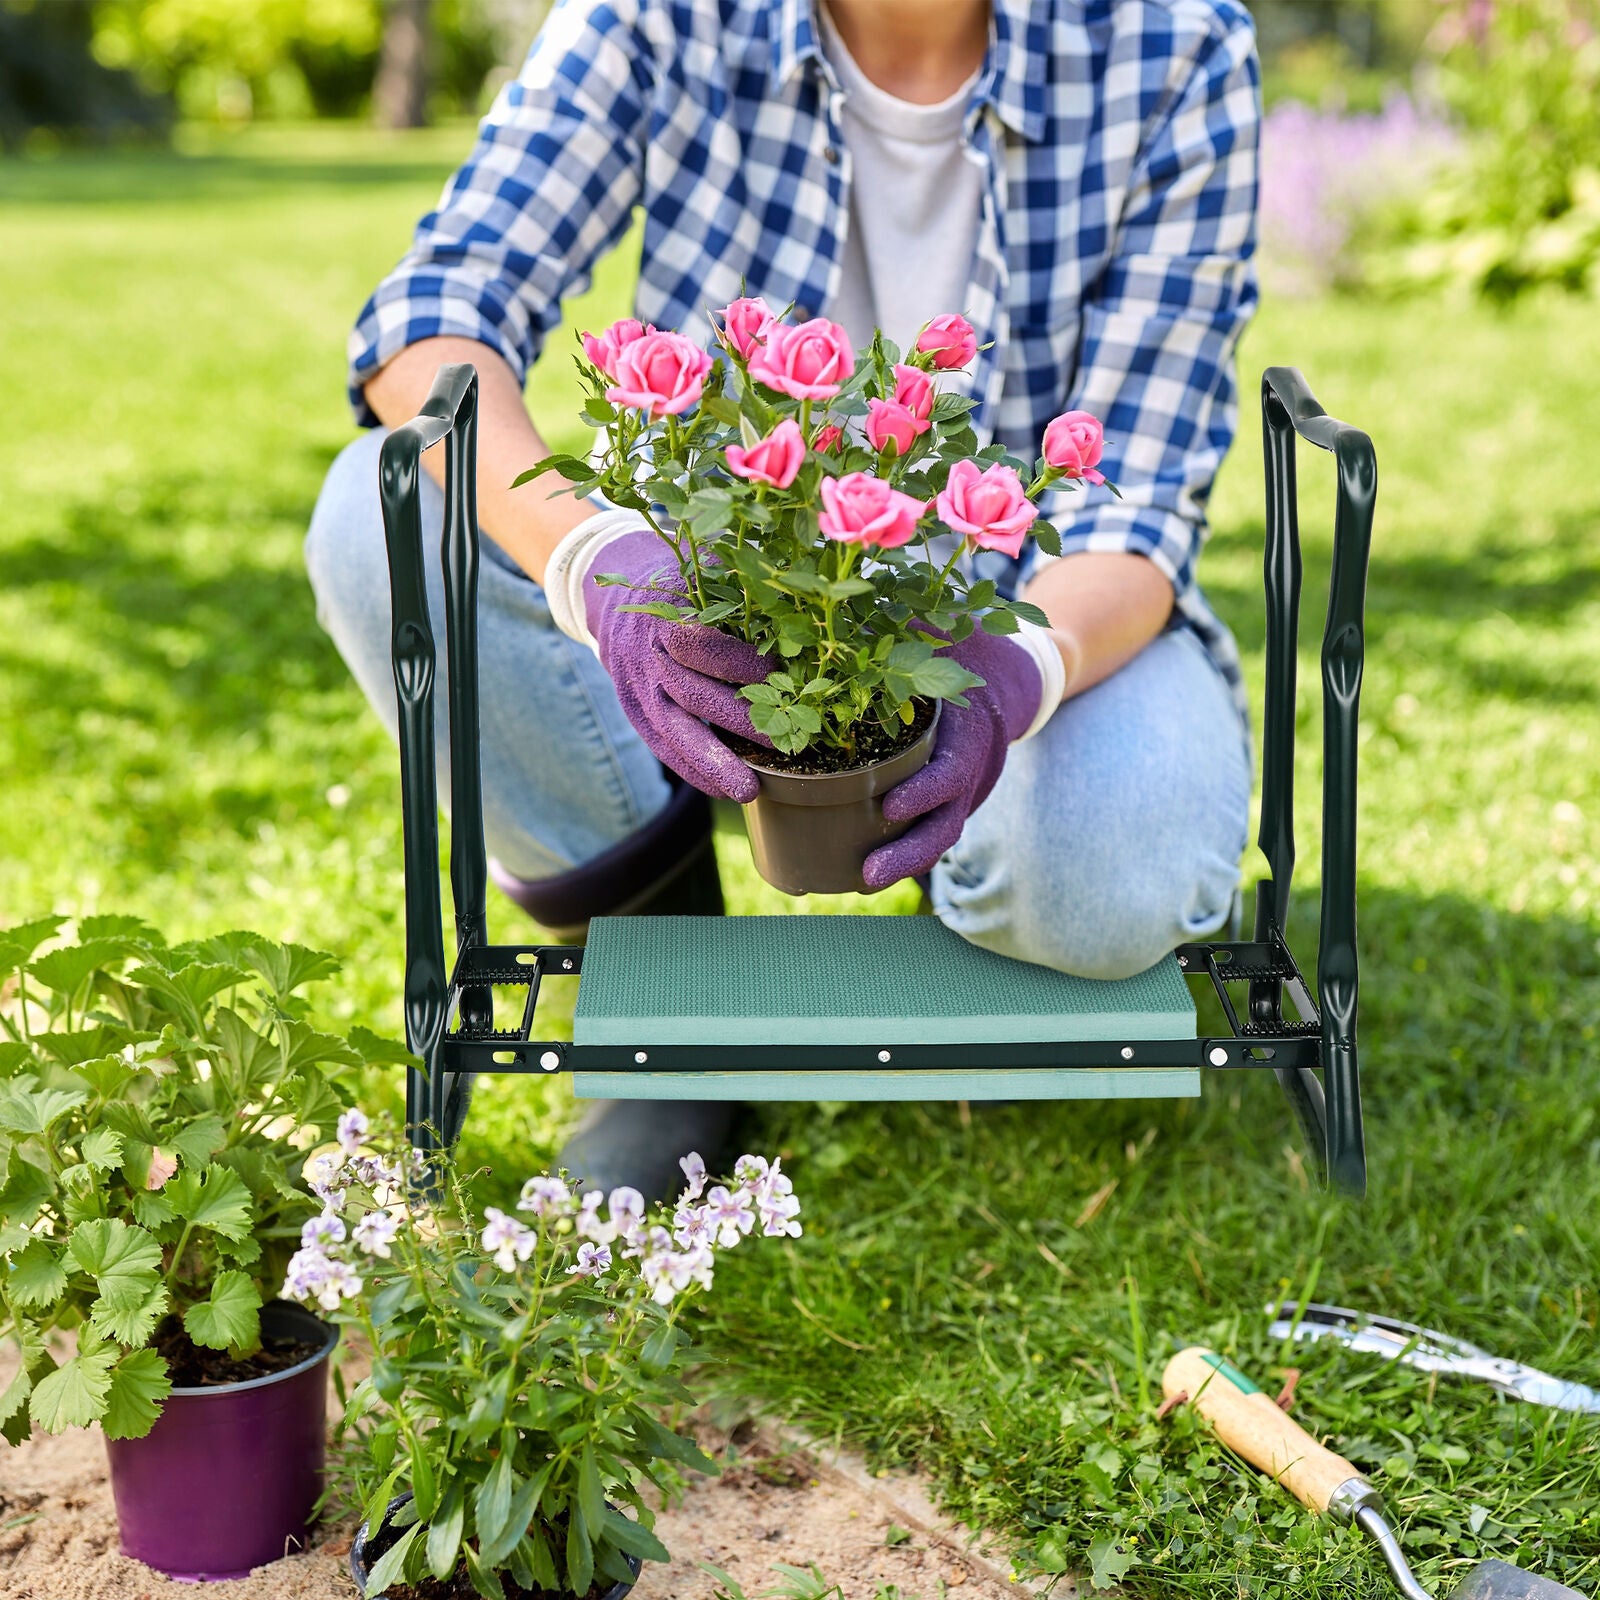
[351,0,1262,722]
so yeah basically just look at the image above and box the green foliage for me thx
[544,328,1073,760]
[316,1130,797,1598]
[0,918,375,1440]
[1380,0,1600,297]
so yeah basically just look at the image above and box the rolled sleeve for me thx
[1030,14,1260,596]
[346,0,653,425]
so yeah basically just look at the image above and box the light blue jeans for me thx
[306,429,1251,980]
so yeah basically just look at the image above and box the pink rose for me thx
[719,296,775,360]
[819,472,927,550]
[812,423,844,454]
[580,317,650,379]
[935,459,1036,558]
[748,317,855,400]
[915,313,978,371]
[1041,410,1107,484]
[605,330,714,418]
[864,398,929,456]
[891,362,935,421]
[725,418,805,488]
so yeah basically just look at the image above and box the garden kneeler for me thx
[1163,1348,1588,1599]
[378,363,1376,1191]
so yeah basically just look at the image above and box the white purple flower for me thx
[574,1190,606,1241]
[672,1201,712,1251]
[336,1108,369,1155]
[308,1151,346,1208]
[572,1242,612,1278]
[758,1189,803,1239]
[679,1151,707,1201]
[282,1244,333,1303]
[704,1184,754,1248]
[353,1208,399,1258]
[517,1175,574,1217]
[301,1211,345,1249]
[481,1207,536,1272]
[316,1259,363,1312]
[733,1154,770,1194]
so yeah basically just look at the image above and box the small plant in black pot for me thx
[519,304,1114,894]
[0,915,393,1580]
[293,1118,802,1600]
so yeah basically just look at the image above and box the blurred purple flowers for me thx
[1260,95,1460,295]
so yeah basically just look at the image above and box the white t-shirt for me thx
[816,5,985,358]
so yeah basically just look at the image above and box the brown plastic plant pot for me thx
[740,703,940,896]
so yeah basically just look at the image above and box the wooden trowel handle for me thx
[1162,1347,1366,1515]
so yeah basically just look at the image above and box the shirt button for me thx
[823,144,840,164]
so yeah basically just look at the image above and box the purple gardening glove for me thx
[862,629,1045,890]
[585,529,774,802]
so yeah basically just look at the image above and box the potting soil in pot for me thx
[724,695,936,776]
[150,1321,323,1386]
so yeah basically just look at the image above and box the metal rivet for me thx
[877,1049,891,1063]
[561,958,573,970]
[539,1050,560,1071]
[1208,1045,1229,1066]
[1177,956,1188,968]
[1120,1046,1134,1060]
[635,1051,648,1064]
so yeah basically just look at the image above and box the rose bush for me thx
[518,303,1115,760]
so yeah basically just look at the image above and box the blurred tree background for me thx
[1,0,1596,297]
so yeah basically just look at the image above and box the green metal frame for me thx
[380,363,1375,1192]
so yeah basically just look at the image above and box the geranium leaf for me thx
[81,1126,124,1171]
[7,1239,68,1309]
[348,1025,418,1068]
[27,940,129,997]
[183,1271,262,1351]
[170,1115,226,1169]
[29,1350,116,1433]
[101,1348,172,1440]
[0,1081,88,1135]
[168,1163,252,1240]
[67,1218,163,1301]
[90,1279,170,1347]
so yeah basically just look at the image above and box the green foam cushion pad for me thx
[571,1066,1200,1101]
[572,915,1195,1046]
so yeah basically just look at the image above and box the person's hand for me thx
[584,529,774,802]
[862,629,1046,888]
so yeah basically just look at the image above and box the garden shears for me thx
[1266,1301,1600,1414]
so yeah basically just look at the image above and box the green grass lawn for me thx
[2,125,1597,1597]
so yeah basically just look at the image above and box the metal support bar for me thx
[1259,368,1376,1195]
[378,362,481,1151]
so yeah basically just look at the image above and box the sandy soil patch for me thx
[0,1400,1037,1600]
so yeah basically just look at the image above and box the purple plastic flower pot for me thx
[351,1493,642,1600]
[104,1300,337,1582]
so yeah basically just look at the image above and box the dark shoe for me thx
[557,1098,738,1200]
[489,779,722,941]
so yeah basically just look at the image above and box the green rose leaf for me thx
[1029,517,1062,557]
[67,1217,163,1301]
[510,453,591,488]
[29,1349,116,1433]
[979,608,1020,635]
[101,1348,173,1440]
[7,1239,68,1309]
[168,1163,252,1240]
[183,1270,262,1351]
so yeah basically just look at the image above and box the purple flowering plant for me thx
[0,918,376,1446]
[288,1112,801,1599]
